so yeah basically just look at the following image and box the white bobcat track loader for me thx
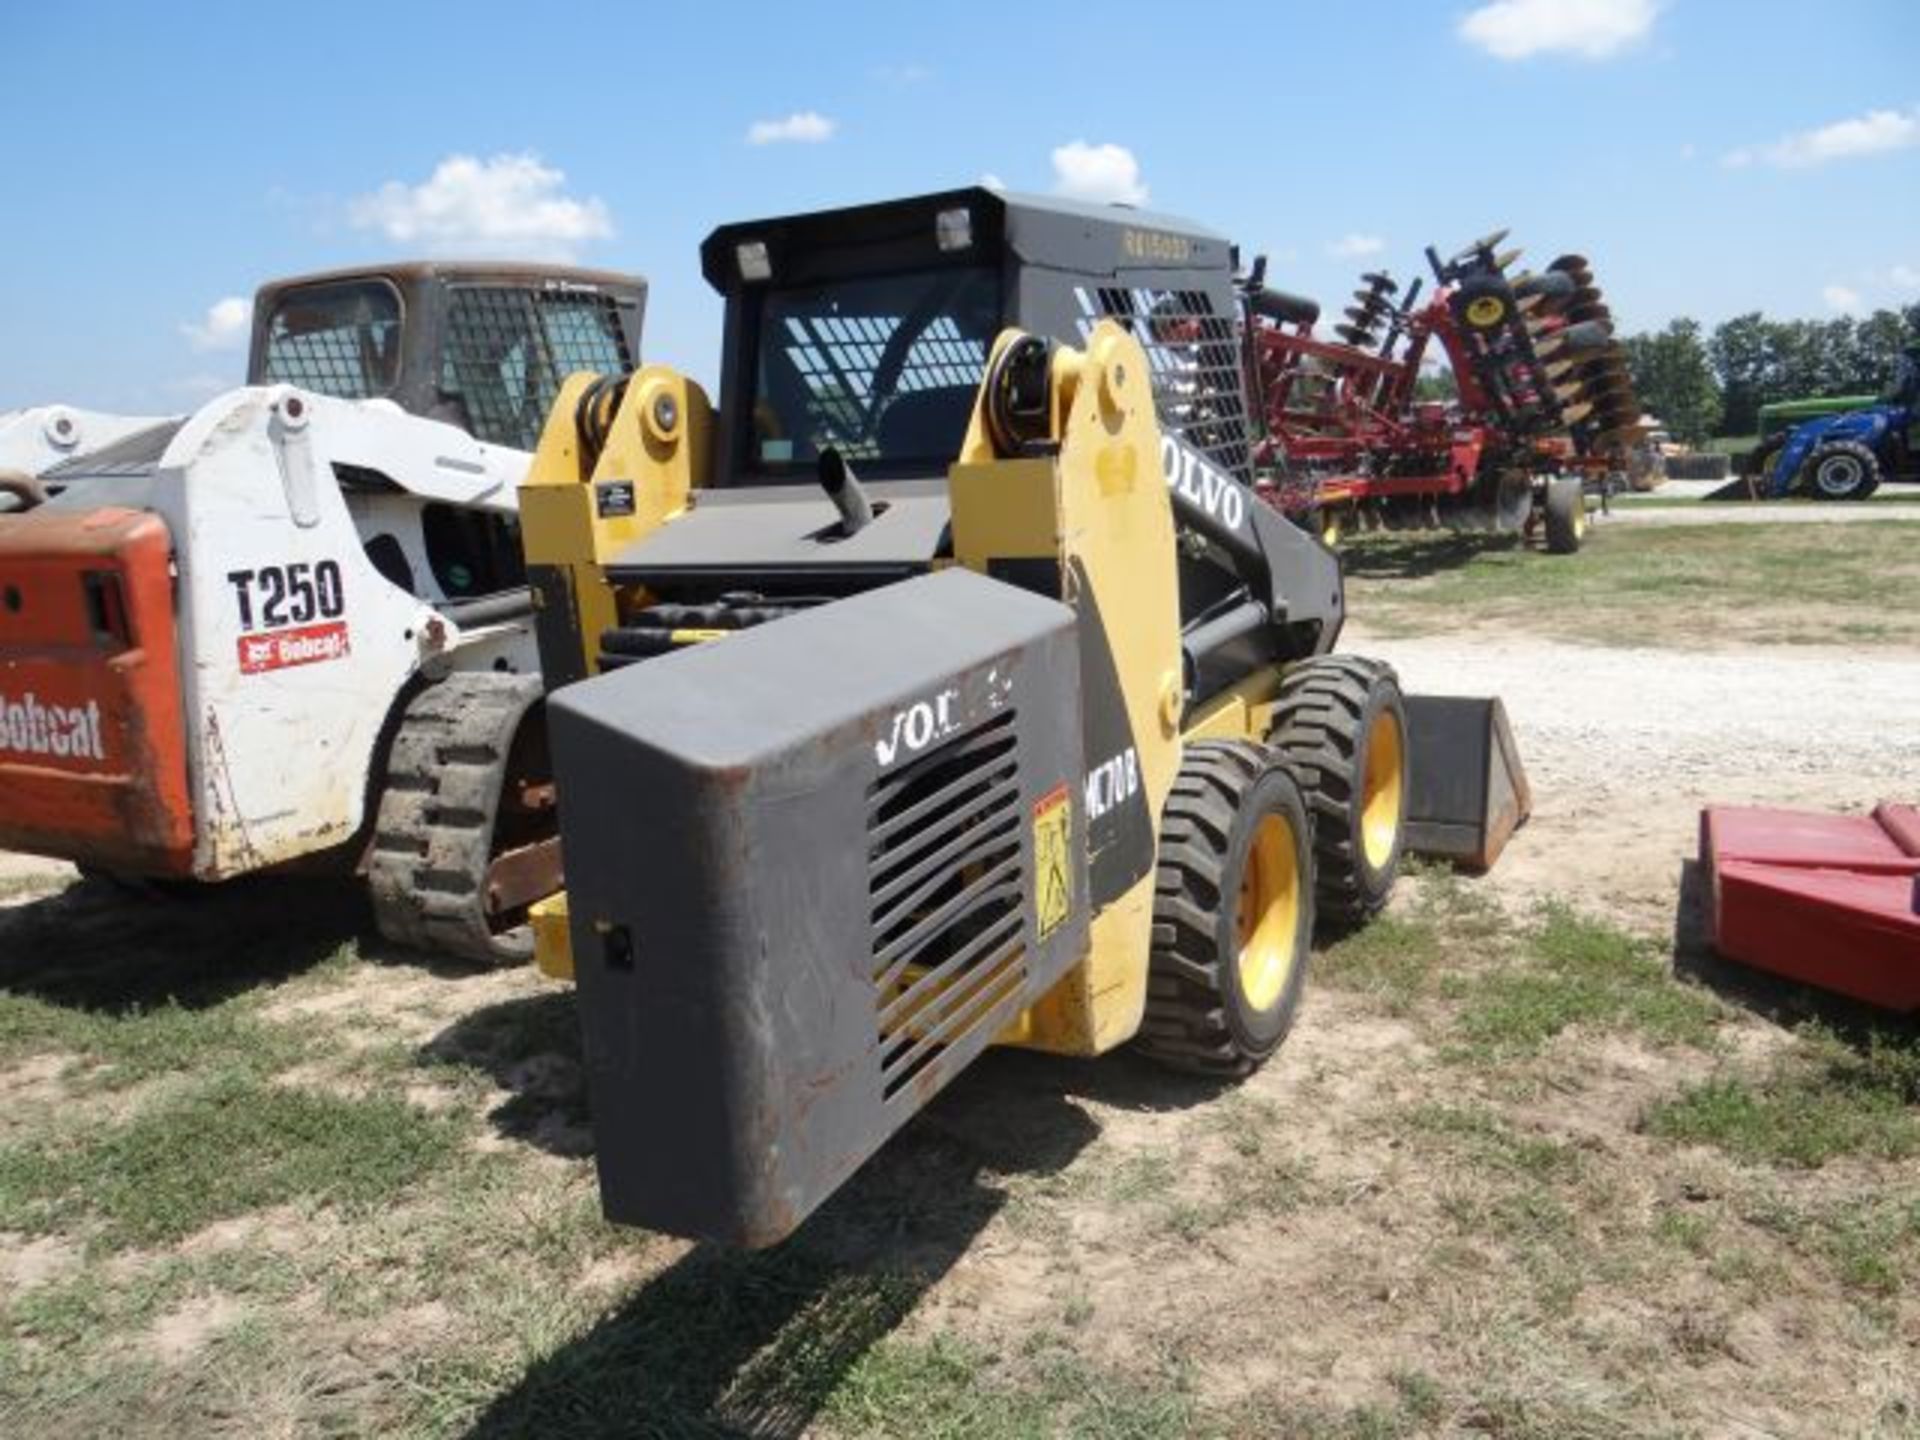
[0,261,646,963]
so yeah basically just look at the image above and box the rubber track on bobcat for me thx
[1136,740,1283,1076]
[1269,655,1397,927]
[367,672,543,965]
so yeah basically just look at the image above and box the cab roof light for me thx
[736,241,772,283]
[935,207,973,253]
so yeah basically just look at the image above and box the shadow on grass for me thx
[455,1046,1122,1438]
[1671,858,1920,1049]
[427,990,1230,1169]
[1338,531,1525,581]
[0,872,368,1013]
[432,999,1227,1437]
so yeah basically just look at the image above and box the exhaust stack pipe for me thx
[817,448,875,538]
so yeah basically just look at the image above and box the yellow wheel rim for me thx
[1236,813,1301,1013]
[1321,511,1342,547]
[1465,295,1507,328]
[1361,709,1405,871]
[1573,504,1587,539]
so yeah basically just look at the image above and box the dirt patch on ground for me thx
[148,1294,246,1364]
[0,1232,80,1294]
[261,964,541,1043]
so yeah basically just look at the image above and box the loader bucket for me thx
[1401,695,1531,871]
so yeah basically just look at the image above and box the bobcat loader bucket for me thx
[1402,695,1531,871]
[549,568,1091,1247]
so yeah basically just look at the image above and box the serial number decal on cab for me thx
[1122,228,1193,265]
[228,562,351,673]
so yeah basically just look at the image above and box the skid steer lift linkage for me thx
[515,188,1530,1247]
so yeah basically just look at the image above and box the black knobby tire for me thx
[1268,657,1408,929]
[367,672,548,966]
[1543,475,1586,554]
[1134,741,1314,1077]
[1804,440,1881,501]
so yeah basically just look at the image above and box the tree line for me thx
[1620,305,1920,445]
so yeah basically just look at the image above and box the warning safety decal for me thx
[1032,783,1072,941]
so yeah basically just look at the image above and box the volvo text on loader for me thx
[513,189,1529,1246]
[0,261,644,962]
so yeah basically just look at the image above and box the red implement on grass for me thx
[1700,803,1920,1011]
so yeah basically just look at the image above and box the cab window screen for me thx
[748,267,999,476]
[441,288,633,450]
[263,281,403,399]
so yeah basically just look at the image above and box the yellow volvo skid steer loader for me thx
[513,189,1528,1245]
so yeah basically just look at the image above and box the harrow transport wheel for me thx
[1135,741,1313,1077]
[1805,440,1881,501]
[1268,657,1409,929]
[1543,476,1586,554]
[1454,275,1514,332]
[367,672,553,966]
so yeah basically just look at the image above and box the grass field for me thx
[1341,520,1920,649]
[2,521,1916,1437]
[2,868,1915,1437]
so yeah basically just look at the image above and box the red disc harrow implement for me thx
[1238,232,1644,553]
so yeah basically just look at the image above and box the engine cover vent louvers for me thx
[865,710,1025,1102]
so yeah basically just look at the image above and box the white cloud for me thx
[348,153,612,259]
[1724,106,1920,169]
[1891,264,1920,292]
[1327,233,1386,259]
[1460,0,1656,60]
[1823,284,1863,314]
[979,172,1007,190]
[1050,141,1148,206]
[181,296,252,352]
[746,111,836,145]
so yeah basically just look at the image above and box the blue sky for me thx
[4,0,1917,414]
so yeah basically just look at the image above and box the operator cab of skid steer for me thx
[241,262,646,605]
[575,186,1327,698]
[248,262,646,452]
[17,262,646,618]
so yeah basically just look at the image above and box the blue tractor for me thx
[1749,344,1919,500]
